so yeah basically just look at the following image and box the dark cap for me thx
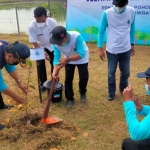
[112,0,128,6]
[50,26,67,44]
[137,68,150,78]
[6,41,30,67]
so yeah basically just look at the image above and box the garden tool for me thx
[41,68,62,124]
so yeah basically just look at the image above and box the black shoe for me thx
[0,124,5,130]
[0,104,14,110]
[80,93,86,103]
[66,100,74,108]
[107,94,115,101]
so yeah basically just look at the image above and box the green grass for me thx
[0,33,150,150]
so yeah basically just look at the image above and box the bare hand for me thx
[15,95,27,105]
[45,52,51,61]
[18,82,28,95]
[99,48,105,60]
[133,96,143,110]
[123,84,134,101]
[58,57,67,68]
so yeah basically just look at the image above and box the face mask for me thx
[145,84,150,95]
[61,42,67,47]
[115,6,125,13]
[37,22,46,28]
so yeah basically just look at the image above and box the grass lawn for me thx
[0,33,150,150]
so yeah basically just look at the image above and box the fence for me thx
[0,4,66,35]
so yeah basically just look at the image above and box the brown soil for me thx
[0,113,77,150]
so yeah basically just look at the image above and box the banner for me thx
[66,0,150,45]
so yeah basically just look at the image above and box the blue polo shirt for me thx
[0,40,16,92]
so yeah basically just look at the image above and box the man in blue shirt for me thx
[0,40,30,130]
[122,84,150,149]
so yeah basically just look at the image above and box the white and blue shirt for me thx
[98,6,135,54]
[53,31,89,65]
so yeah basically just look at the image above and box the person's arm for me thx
[97,11,108,48]
[138,105,150,116]
[123,101,150,140]
[5,64,27,94]
[0,69,26,104]
[97,11,108,60]
[123,85,150,140]
[130,12,135,56]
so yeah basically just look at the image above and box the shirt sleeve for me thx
[97,11,108,48]
[138,105,150,116]
[123,101,150,141]
[53,45,61,66]
[75,35,85,59]
[130,13,135,44]
[28,26,37,43]
[5,64,16,73]
[0,70,8,92]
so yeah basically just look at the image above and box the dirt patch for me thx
[0,113,77,150]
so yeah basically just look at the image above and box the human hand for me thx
[123,84,134,101]
[133,96,143,110]
[131,46,134,56]
[15,95,27,105]
[18,82,28,95]
[99,48,105,60]
[58,57,67,68]
[45,52,51,61]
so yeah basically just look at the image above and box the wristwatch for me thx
[17,79,22,84]
[67,57,70,62]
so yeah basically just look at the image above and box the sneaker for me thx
[0,124,5,130]
[80,94,86,103]
[66,100,74,108]
[107,94,115,101]
[0,104,14,110]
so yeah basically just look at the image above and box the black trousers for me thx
[65,63,89,101]
[122,138,150,150]
[36,49,54,85]
[0,92,5,109]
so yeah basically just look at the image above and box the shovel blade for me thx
[41,116,62,124]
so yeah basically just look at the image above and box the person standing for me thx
[28,6,57,91]
[0,40,30,130]
[50,26,89,108]
[97,0,135,101]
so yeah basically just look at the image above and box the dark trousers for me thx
[65,63,89,101]
[0,92,4,109]
[122,138,150,150]
[106,50,131,95]
[36,49,54,85]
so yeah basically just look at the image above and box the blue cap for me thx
[137,68,150,78]
[6,41,30,67]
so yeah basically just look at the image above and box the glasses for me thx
[16,52,27,67]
